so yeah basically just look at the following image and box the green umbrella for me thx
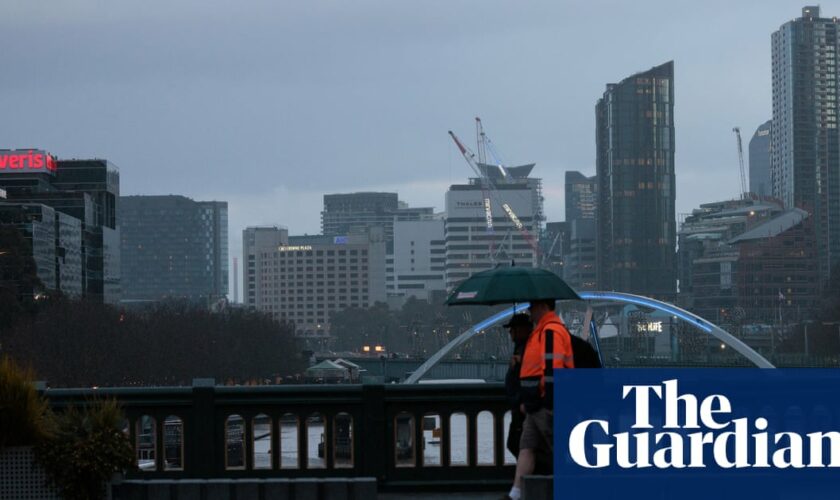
[445,266,582,306]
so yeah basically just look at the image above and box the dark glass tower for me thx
[772,6,840,285]
[565,171,597,222]
[120,195,228,305]
[0,154,121,303]
[563,171,597,291]
[596,61,676,297]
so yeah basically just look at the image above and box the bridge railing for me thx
[43,381,514,493]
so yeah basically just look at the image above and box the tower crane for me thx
[448,130,495,236]
[475,117,509,180]
[733,127,748,200]
[449,126,541,261]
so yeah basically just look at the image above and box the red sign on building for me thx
[0,150,58,175]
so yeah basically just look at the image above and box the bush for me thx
[36,399,135,500]
[0,356,51,448]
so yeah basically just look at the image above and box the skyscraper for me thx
[243,226,387,336]
[120,195,228,305]
[243,226,288,310]
[772,6,840,283]
[562,171,597,291]
[749,120,772,197]
[321,192,399,239]
[0,151,120,303]
[596,61,676,297]
[565,171,597,222]
[444,178,540,289]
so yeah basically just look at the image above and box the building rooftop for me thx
[729,209,809,243]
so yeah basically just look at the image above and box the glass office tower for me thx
[596,61,676,298]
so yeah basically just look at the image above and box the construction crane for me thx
[541,230,562,268]
[475,117,487,165]
[475,117,509,180]
[733,127,748,200]
[471,119,539,254]
[449,126,541,260]
[449,130,495,237]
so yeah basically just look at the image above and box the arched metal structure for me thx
[403,291,773,384]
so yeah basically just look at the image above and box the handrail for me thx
[43,381,514,493]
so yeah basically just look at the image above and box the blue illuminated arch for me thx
[404,291,773,384]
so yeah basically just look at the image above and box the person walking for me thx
[503,299,574,500]
[503,313,531,458]
[503,313,553,474]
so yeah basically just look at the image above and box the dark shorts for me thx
[519,407,552,454]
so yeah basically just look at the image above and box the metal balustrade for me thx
[43,380,514,493]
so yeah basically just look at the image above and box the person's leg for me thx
[514,448,536,487]
[506,413,540,499]
[507,410,524,458]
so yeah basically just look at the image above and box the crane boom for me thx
[450,125,540,258]
[449,130,495,234]
[475,117,486,165]
[733,127,747,199]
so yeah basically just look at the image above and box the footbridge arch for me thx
[404,291,773,384]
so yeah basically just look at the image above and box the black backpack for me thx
[570,333,602,368]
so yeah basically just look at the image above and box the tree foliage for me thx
[36,399,134,500]
[0,356,52,448]
[1,299,303,387]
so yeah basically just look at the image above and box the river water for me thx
[247,413,516,469]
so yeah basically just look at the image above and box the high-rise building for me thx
[321,193,435,253]
[444,182,539,289]
[562,171,597,291]
[120,195,228,305]
[245,227,387,335]
[386,217,446,302]
[596,61,676,298]
[772,6,840,284]
[0,150,120,303]
[749,120,772,197]
[322,192,399,239]
[243,226,289,311]
[565,171,597,222]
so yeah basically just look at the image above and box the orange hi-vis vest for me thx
[519,311,574,411]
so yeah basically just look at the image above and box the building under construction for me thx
[444,120,543,289]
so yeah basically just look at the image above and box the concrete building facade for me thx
[444,182,538,289]
[772,6,840,284]
[386,218,446,302]
[246,227,387,336]
[749,120,772,198]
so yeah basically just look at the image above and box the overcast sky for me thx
[0,1,820,296]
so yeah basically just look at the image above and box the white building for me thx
[444,182,539,289]
[243,226,288,310]
[386,217,446,302]
[243,226,386,335]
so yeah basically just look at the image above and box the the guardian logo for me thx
[568,379,840,469]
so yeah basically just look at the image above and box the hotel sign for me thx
[0,150,58,175]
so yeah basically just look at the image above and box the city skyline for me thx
[0,2,817,298]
